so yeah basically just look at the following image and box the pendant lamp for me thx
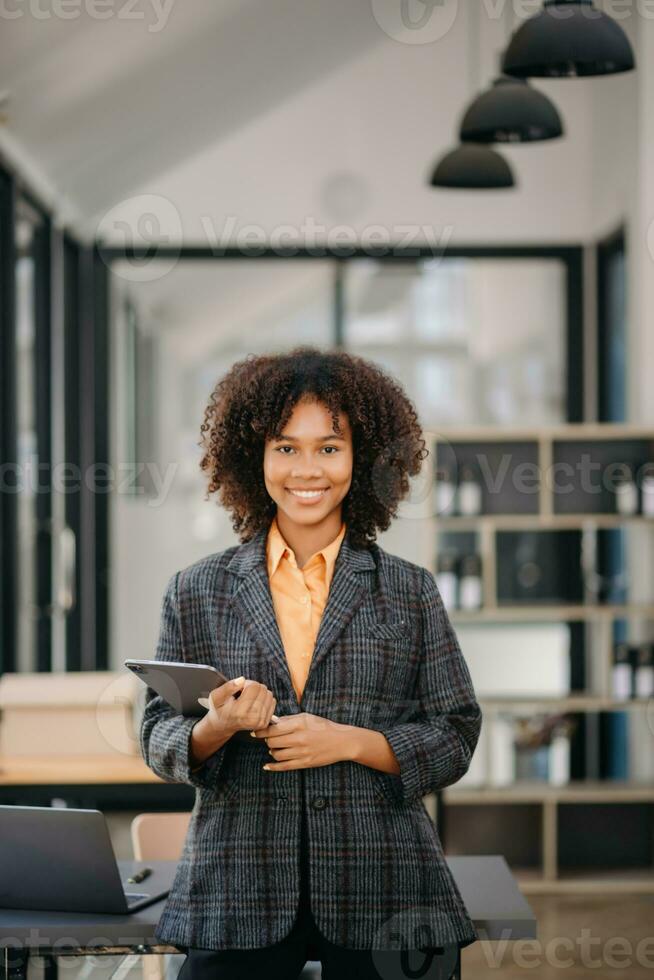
[460,75,563,143]
[502,0,635,78]
[429,144,515,190]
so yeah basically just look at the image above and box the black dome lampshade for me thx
[502,0,635,78]
[429,144,515,189]
[460,75,564,143]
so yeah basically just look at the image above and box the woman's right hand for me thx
[202,676,278,736]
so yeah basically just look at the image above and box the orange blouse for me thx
[266,515,346,703]
[191,516,346,771]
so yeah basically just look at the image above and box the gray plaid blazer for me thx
[139,524,483,951]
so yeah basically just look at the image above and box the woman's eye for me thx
[275,446,338,454]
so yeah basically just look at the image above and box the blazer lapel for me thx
[226,524,376,702]
[303,530,375,696]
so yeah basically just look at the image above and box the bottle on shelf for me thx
[457,462,483,517]
[489,713,515,787]
[614,462,638,516]
[640,462,654,517]
[435,551,459,610]
[459,553,483,610]
[549,728,571,786]
[634,642,654,699]
[611,642,633,701]
[434,464,456,518]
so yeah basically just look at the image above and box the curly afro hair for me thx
[198,345,428,550]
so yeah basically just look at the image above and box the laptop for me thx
[0,805,172,914]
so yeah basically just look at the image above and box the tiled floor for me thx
[27,813,653,979]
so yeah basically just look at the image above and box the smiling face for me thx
[263,397,353,536]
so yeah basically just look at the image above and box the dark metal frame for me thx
[63,235,83,670]
[100,243,584,424]
[0,177,54,674]
[93,248,110,670]
[595,226,628,650]
[31,198,53,673]
[95,243,583,717]
[0,160,109,676]
[597,226,626,424]
[77,244,111,671]
[0,169,17,674]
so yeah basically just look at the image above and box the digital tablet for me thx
[125,659,280,733]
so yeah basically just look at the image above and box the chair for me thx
[131,811,192,863]
[131,812,192,980]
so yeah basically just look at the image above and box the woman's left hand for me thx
[250,713,354,771]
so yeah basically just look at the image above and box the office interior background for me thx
[1,1,654,977]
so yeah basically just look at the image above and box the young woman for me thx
[140,346,482,980]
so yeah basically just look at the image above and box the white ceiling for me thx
[1,0,382,223]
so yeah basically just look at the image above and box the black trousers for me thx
[176,791,460,980]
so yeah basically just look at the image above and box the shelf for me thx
[556,867,654,884]
[436,514,654,529]
[443,781,654,804]
[478,696,653,712]
[431,425,654,897]
[426,423,654,441]
[449,604,654,622]
[0,754,159,785]
[514,868,654,895]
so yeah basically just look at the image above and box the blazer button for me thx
[276,795,288,805]
[311,796,328,810]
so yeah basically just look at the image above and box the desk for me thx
[0,756,193,811]
[0,855,535,980]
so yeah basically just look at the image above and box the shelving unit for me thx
[443,781,654,895]
[425,423,654,894]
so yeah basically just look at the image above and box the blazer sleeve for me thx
[376,566,482,804]
[138,571,229,792]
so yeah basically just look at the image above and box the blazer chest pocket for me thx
[355,618,417,706]
[366,619,412,644]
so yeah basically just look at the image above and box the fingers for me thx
[265,747,296,761]
[249,684,275,730]
[225,678,276,730]
[201,676,281,735]
[209,676,246,708]
[264,731,298,750]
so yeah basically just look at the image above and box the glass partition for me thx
[14,196,51,673]
[343,257,568,427]
[109,259,335,667]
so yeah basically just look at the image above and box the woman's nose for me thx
[290,459,324,477]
